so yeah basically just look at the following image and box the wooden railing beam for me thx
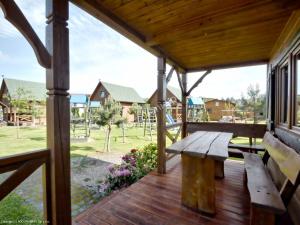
[0,158,45,201]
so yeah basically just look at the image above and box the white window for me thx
[215,101,219,107]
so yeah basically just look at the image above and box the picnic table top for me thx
[166,131,233,161]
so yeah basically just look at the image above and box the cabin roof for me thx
[1,78,46,101]
[94,81,145,104]
[71,0,300,72]
[168,86,181,101]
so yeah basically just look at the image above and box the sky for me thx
[0,0,266,99]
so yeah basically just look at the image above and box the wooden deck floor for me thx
[74,156,250,225]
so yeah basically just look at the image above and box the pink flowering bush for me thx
[98,143,157,195]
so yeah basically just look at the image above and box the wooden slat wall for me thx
[186,122,267,138]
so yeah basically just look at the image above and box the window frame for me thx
[277,60,290,128]
[292,44,300,132]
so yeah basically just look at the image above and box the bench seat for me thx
[243,153,286,220]
[229,143,265,152]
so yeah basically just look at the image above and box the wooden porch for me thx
[74,157,250,225]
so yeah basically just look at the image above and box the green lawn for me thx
[0,125,162,158]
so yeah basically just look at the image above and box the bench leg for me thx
[181,154,216,214]
[215,161,224,179]
[250,206,275,225]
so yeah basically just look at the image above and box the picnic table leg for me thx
[181,154,216,214]
[215,161,224,179]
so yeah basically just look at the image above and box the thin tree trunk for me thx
[16,116,20,139]
[107,125,111,152]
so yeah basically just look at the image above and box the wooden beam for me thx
[187,59,268,73]
[0,0,51,68]
[166,122,182,130]
[166,66,175,84]
[46,0,71,224]
[0,158,45,201]
[157,56,167,174]
[187,70,211,96]
[181,73,187,138]
[176,70,184,93]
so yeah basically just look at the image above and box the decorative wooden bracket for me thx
[187,70,212,96]
[176,69,184,94]
[0,0,51,68]
[166,66,175,84]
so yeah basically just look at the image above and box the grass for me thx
[0,125,163,158]
[0,193,42,225]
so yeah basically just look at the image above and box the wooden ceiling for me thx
[71,0,300,72]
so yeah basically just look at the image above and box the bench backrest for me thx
[263,132,300,185]
[262,132,300,225]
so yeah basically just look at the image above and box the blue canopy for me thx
[70,94,88,104]
[188,97,204,106]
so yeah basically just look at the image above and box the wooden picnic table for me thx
[166,131,233,215]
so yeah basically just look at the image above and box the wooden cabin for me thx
[204,98,236,121]
[90,81,145,122]
[1,1,300,225]
[148,86,182,121]
[0,78,46,125]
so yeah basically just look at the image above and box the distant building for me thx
[90,81,145,122]
[204,98,236,121]
[0,78,46,124]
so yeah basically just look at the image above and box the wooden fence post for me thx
[182,72,187,138]
[157,56,166,174]
[46,0,71,224]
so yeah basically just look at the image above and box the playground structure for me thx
[70,94,101,140]
[187,97,208,122]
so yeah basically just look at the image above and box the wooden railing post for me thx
[181,72,187,138]
[157,56,166,174]
[46,0,71,224]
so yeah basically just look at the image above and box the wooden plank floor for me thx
[74,156,250,225]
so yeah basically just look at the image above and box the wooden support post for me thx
[157,56,166,174]
[181,72,187,138]
[181,154,216,214]
[46,1,71,224]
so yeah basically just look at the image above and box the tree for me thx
[96,98,125,152]
[240,84,266,124]
[6,88,33,138]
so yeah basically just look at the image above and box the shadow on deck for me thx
[74,156,250,225]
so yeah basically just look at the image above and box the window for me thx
[280,65,289,124]
[296,55,300,126]
[215,101,219,107]
[99,91,105,98]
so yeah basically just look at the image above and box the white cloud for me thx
[0,1,267,100]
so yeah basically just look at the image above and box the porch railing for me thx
[0,149,51,222]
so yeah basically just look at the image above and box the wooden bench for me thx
[243,132,300,225]
[166,131,233,214]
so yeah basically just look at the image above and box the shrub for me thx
[98,143,157,195]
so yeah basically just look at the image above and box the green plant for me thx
[98,143,157,195]
[0,193,42,225]
[96,98,126,152]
